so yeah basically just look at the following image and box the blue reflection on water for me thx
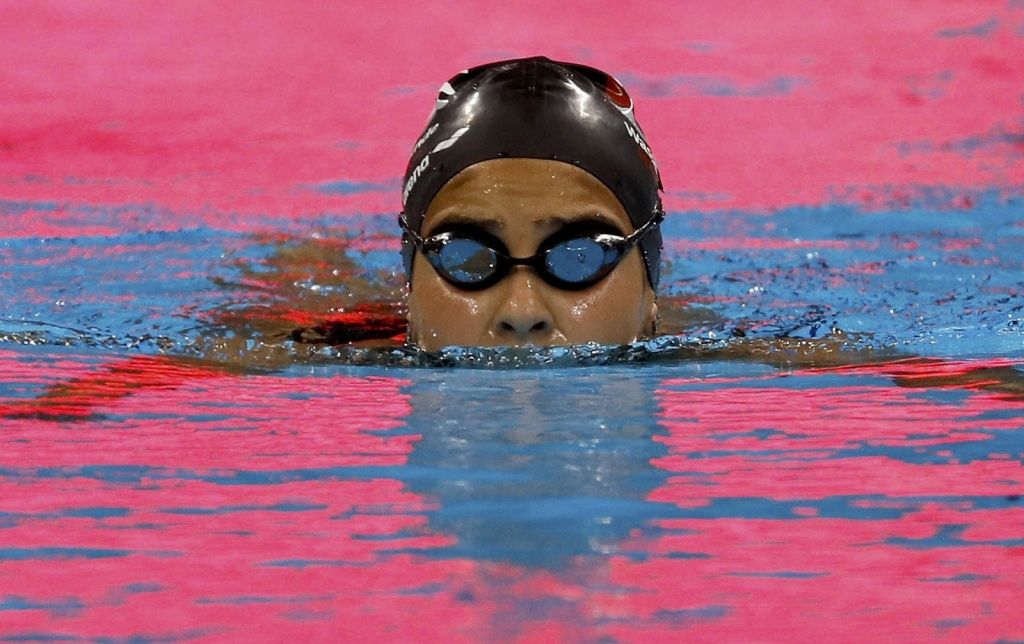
[3,196,1020,358]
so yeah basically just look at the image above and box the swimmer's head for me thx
[400,57,664,349]
[402,56,663,288]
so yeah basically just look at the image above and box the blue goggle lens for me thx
[435,239,500,285]
[542,238,617,285]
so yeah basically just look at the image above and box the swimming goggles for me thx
[399,210,663,291]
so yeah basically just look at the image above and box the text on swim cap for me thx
[624,121,656,169]
[403,154,430,205]
[404,126,471,206]
[412,123,440,154]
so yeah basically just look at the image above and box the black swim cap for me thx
[401,56,664,288]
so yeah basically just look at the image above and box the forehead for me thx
[422,158,632,233]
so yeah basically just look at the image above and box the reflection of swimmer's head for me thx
[400,57,665,350]
[400,370,673,567]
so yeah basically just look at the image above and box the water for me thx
[3,1,1024,642]
[3,353,1023,641]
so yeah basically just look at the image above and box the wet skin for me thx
[407,158,658,350]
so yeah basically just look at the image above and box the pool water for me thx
[3,353,1024,641]
[2,1,1024,642]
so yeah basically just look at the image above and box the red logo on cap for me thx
[604,76,632,110]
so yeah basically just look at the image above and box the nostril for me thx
[497,318,551,338]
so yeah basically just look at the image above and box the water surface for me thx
[2,1,1024,642]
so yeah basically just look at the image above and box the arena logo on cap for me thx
[403,154,430,205]
[431,126,469,153]
[403,125,470,205]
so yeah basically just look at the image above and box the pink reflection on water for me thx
[2,1,1023,216]
[2,353,1023,641]
[2,0,1024,639]
[626,358,1024,642]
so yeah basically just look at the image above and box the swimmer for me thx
[400,57,664,350]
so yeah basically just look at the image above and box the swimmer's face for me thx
[407,158,657,350]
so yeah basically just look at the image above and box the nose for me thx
[492,268,555,344]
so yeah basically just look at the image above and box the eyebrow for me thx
[424,211,627,236]
[424,213,503,236]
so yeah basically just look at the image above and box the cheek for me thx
[554,256,649,344]
[407,257,490,348]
